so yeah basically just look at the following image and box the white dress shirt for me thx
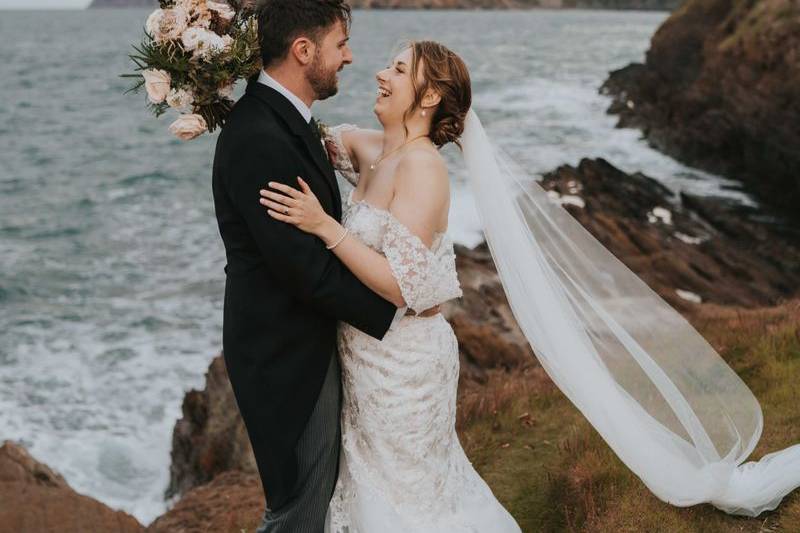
[257,70,405,326]
[257,69,313,124]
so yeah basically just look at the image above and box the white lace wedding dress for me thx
[323,125,522,533]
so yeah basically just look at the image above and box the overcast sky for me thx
[0,0,92,8]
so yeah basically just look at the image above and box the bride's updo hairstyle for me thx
[404,41,471,149]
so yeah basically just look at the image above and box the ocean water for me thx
[0,8,754,525]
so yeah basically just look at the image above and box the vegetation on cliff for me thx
[460,299,800,531]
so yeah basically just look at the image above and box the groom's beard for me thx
[307,53,340,101]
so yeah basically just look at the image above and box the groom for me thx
[211,0,398,530]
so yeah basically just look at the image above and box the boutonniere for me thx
[316,120,339,166]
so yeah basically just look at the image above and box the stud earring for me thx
[421,109,427,117]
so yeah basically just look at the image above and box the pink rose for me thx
[169,113,208,140]
[142,69,171,104]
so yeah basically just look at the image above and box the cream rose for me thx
[206,1,236,21]
[217,82,235,99]
[145,7,188,43]
[166,87,195,112]
[169,113,208,141]
[142,69,171,104]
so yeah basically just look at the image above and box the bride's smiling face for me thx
[374,47,420,123]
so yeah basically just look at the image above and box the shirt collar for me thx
[257,70,313,124]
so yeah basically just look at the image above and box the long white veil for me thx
[460,108,800,516]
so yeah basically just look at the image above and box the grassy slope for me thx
[457,300,800,532]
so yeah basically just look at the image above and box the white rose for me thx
[181,27,230,59]
[217,82,234,99]
[180,26,203,52]
[166,87,195,112]
[145,7,188,43]
[169,113,208,141]
[145,8,162,36]
[206,1,236,21]
[142,69,171,104]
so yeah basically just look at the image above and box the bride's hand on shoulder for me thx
[259,177,337,238]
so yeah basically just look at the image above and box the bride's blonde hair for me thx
[402,41,472,149]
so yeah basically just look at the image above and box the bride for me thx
[260,41,521,532]
[261,40,800,529]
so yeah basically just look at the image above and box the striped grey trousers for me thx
[256,353,342,533]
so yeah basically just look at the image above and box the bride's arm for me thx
[260,152,448,309]
[329,125,382,178]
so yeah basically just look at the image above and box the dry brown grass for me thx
[456,299,800,532]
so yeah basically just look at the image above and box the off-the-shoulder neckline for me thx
[346,189,448,252]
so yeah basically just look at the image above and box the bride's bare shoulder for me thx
[397,147,448,189]
[394,147,449,207]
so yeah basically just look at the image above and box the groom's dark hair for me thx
[257,0,352,69]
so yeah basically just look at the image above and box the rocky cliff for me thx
[6,155,799,529]
[0,442,144,533]
[602,0,800,211]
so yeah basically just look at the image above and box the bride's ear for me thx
[421,88,441,112]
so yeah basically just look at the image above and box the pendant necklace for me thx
[369,134,429,171]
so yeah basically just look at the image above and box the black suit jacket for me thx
[211,80,396,509]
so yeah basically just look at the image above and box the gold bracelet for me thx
[326,227,349,250]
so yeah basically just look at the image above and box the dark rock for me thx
[538,158,800,310]
[165,354,257,501]
[444,244,536,381]
[601,0,800,211]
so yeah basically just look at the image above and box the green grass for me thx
[457,300,800,532]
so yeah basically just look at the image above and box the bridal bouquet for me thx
[123,0,261,140]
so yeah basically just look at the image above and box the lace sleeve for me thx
[327,123,360,186]
[378,212,463,314]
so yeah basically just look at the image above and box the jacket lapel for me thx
[299,128,342,220]
[245,80,342,220]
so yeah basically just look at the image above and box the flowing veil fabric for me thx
[460,109,800,516]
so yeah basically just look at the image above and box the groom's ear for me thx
[289,37,316,66]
